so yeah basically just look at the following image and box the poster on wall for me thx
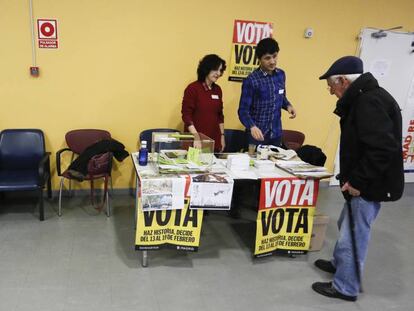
[228,19,273,82]
[359,28,414,180]
[37,19,58,48]
[402,80,414,172]
[254,177,318,258]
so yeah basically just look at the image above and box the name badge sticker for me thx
[278,89,285,94]
[211,94,219,99]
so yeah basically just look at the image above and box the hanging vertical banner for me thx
[37,19,58,48]
[228,19,273,82]
[402,79,414,171]
[254,178,319,258]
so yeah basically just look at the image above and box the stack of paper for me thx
[226,154,250,171]
[253,159,275,170]
[273,159,332,179]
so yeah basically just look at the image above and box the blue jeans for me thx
[331,197,381,296]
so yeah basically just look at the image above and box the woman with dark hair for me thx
[181,54,227,152]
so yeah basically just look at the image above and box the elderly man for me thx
[313,56,404,301]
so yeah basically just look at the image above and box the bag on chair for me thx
[297,145,327,166]
[87,152,112,176]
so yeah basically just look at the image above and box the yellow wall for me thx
[1,0,414,189]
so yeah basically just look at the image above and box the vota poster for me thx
[255,178,319,257]
[228,19,273,82]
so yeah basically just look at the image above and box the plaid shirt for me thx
[238,68,291,139]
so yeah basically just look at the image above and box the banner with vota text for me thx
[255,178,319,257]
[228,19,273,82]
[136,198,203,251]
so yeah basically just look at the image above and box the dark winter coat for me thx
[334,72,404,202]
[68,139,129,176]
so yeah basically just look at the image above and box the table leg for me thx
[135,176,139,229]
[142,250,148,267]
[135,176,149,267]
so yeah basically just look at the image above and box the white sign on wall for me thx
[37,19,58,48]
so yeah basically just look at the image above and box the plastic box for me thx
[309,214,330,251]
[152,132,215,173]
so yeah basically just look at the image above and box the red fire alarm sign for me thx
[37,19,58,48]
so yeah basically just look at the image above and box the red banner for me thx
[232,20,273,44]
[259,177,319,209]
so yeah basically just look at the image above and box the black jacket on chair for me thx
[334,72,404,202]
[68,139,129,176]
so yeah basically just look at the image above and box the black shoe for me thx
[314,259,336,274]
[312,282,357,301]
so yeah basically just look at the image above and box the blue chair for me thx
[139,128,178,152]
[223,129,246,152]
[0,129,52,220]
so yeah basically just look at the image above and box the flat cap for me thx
[319,56,363,80]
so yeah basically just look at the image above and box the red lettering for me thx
[402,134,413,161]
[260,178,319,209]
[233,20,273,44]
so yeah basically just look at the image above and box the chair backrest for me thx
[139,128,178,150]
[65,129,111,154]
[282,129,305,151]
[0,129,46,170]
[223,129,246,152]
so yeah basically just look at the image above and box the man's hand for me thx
[341,182,361,197]
[250,126,264,141]
[287,105,296,119]
[220,135,225,152]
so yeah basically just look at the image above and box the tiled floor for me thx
[0,184,413,311]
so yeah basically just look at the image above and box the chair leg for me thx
[106,188,111,217]
[69,153,74,197]
[58,177,64,216]
[39,189,44,221]
[105,177,111,217]
[90,179,95,205]
[47,176,52,199]
[110,176,114,197]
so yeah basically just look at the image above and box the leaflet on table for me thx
[272,159,332,178]
[258,145,297,160]
[189,173,234,210]
[157,149,213,173]
[273,160,327,172]
[140,173,186,211]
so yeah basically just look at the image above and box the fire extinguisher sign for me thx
[37,19,58,48]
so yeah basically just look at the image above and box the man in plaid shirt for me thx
[238,38,296,147]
